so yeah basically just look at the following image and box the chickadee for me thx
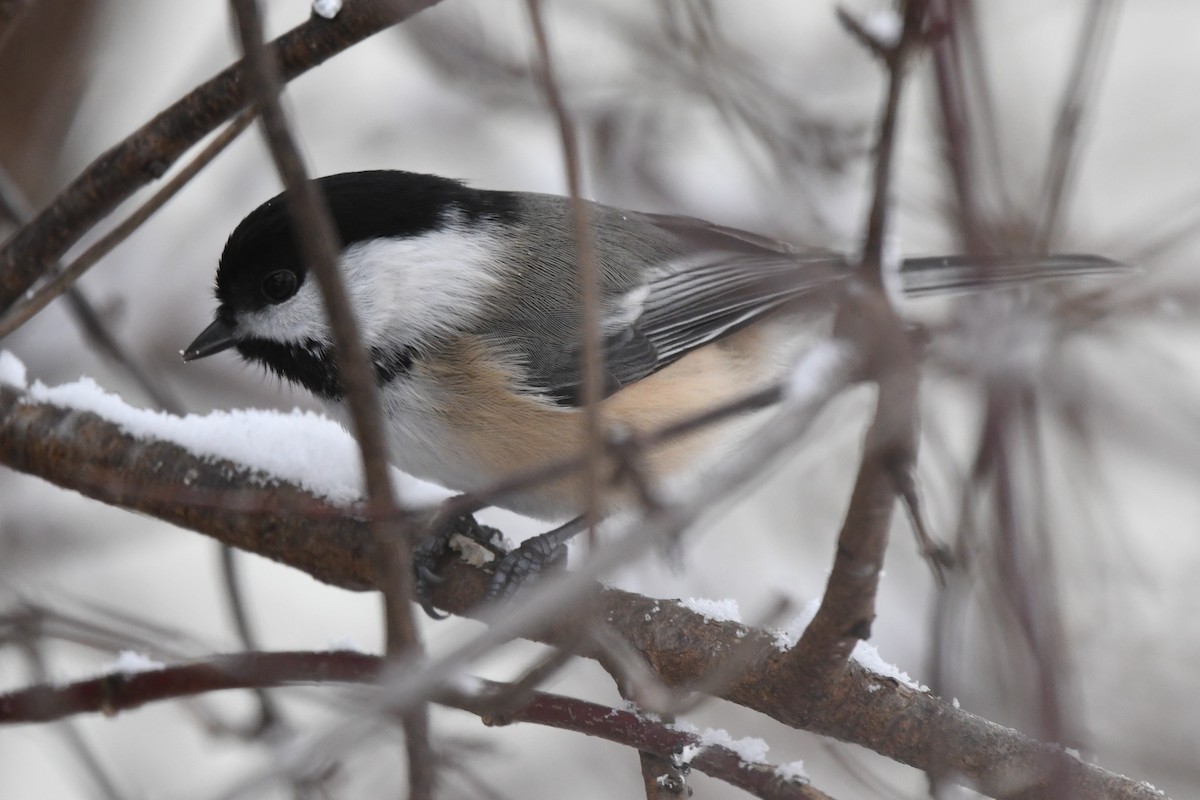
[183,170,1115,602]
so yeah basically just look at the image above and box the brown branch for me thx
[0,383,384,590]
[524,8,661,792]
[788,297,918,690]
[852,0,931,280]
[0,0,445,313]
[225,0,419,657]
[225,1,429,794]
[788,0,927,689]
[928,0,987,251]
[0,650,383,722]
[16,640,124,800]
[0,149,283,738]
[924,4,1116,794]
[0,164,187,411]
[215,542,283,735]
[0,383,1167,800]
[0,651,834,800]
[432,381,784,525]
[479,689,831,800]
[0,110,256,339]
[1034,0,1117,251]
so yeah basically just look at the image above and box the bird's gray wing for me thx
[531,213,848,406]
[514,208,1126,406]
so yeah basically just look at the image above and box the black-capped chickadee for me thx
[182,170,1116,600]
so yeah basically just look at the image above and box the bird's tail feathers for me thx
[899,253,1128,297]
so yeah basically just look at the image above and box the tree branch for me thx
[1034,0,1117,251]
[0,383,1166,800]
[0,110,255,339]
[525,0,607,537]
[0,651,834,800]
[0,0,445,313]
[787,292,918,690]
[787,0,927,690]
[852,0,931,283]
[226,0,429,792]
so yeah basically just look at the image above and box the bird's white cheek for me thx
[239,282,330,343]
[234,220,504,349]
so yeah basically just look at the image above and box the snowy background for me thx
[2,1,1199,797]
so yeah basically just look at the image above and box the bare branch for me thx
[0,650,382,722]
[524,0,606,536]
[0,651,834,800]
[226,0,429,794]
[788,0,928,687]
[0,110,256,339]
[1034,0,1118,251]
[0,0,445,313]
[928,0,985,249]
[787,292,919,688]
[0,383,1166,799]
[853,0,932,280]
[16,641,124,800]
[474,687,832,800]
[0,149,285,739]
[0,165,187,412]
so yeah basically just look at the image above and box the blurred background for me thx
[1,0,1198,797]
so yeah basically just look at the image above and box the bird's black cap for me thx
[212,170,520,318]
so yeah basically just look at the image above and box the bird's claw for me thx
[413,515,504,619]
[484,535,569,603]
[414,515,584,615]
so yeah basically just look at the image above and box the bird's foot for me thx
[483,516,587,603]
[414,515,588,615]
[413,514,506,618]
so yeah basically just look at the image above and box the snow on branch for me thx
[0,373,1164,800]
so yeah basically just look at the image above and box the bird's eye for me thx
[260,270,299,303]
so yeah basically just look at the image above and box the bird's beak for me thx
[182,317,239,362]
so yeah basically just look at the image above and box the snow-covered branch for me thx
[0,378,1164,800]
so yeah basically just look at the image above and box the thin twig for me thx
[432,382,784,525]
[0,110,256,339]
[789,0,929,685]
[0,0,445,313]
[0,651,834,800]
[18,640,124,800]
[787,292,918,686]
[968,386,1075,796]
[474,687,832,800]
[957,1,1017,229]
[61,287,187,410]
[0,164,187,411]
[928,0,986,251]
[1034,0,1118,251]
[857,0,931,279]
[524,0,606,542]
[922,4,1114,792]
[215,544,282,735]
[226,1,430,796]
